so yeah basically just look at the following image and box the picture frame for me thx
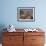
[17,7,35,22]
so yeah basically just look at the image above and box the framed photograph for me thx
[17,7,35,22]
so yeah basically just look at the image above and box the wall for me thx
[0,0,46,29]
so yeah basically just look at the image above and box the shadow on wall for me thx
[0,24,7,43]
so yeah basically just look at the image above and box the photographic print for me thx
[17,7,35,22]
